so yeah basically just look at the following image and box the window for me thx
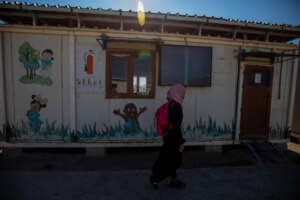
[159,45,212,86]
[106,50,156,98]
[247,68,270,87]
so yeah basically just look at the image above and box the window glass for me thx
[248,69,269,87]
[133,55,153,96]
[160,45,212,86]
[107,51,155,98]
[111,54,129,94]
[187,47,212,85]
[160,46,185,85]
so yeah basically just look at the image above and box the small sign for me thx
[76,47,104,93]
[255,73,262,84]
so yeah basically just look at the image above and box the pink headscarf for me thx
[167,84,185,105]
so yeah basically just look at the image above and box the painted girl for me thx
[26,95,48,131]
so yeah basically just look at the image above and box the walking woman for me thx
[151,84,186,189]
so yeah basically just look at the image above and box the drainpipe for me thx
[0,32,8,132]
[69,32,77,134]
[278,52,283,99]
[233,47,242,144]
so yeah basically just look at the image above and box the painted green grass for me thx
[5,121,158,142]
[19,75,53,86]
[0,128,4,141]
[76,122,159,142]
[76,117,234,142]
[4,119,290,142]
[5,117,234,142]
[182,116,234,140]
[269,123,290,139]
[7,121,72,142]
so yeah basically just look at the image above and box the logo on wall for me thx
[18,42,54,86]
[26,95,48,132]
[113,103,147,133]
[84,50,94,75]
[76,48,103,92]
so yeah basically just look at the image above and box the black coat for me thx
[152,101,185,182]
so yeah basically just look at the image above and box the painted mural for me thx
[26,95,48,132]
[0,127,4,141]
[5,116,236,142]
[4,110,290,142]
[113,103,147,134]
[4,116,292,142]
[18,42,54,86]
[269,124,290,139]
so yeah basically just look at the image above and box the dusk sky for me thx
[3,0,300,26]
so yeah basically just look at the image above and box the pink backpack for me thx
[154,101,174,136]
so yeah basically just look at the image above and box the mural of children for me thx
[113,103,147,133]
[19,42,54,86]
[26,95,48,132]
[40,49,54,85]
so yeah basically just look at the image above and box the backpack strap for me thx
[169,99,182,110]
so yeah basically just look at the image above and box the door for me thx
[240,65,273,140]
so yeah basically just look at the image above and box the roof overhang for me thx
[0,1,300,43]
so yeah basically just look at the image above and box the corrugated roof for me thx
[0,1,299,29]
[0,1,299,43]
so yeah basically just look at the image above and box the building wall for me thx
[0,29,296,143]
[75,36,236,141]
[13,33,62,123]
[292,60,300,135]
[2,32,71,141]
[269,57,294,137]
[234,48,295,140]
[0,32,6,131]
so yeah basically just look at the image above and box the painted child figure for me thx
[26,95,48,131]
[40,49,54,85]
[113,103,147,133]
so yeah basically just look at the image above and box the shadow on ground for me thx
[0,143,299,171]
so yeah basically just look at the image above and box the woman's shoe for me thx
[150,176,159,189]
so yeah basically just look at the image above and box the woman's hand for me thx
[179,144,184,152]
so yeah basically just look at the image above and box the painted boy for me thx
[40,49,54,85]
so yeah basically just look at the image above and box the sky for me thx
[2,0,300,26]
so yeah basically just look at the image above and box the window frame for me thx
[159,45,213,87]
[106,50,156,99]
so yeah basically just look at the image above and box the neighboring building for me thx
[0,1,299,145]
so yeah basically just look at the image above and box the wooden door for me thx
[240,66,273,140]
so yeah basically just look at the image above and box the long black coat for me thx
[152,101,185,182]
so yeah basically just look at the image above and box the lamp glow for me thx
[137,0,145,26]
